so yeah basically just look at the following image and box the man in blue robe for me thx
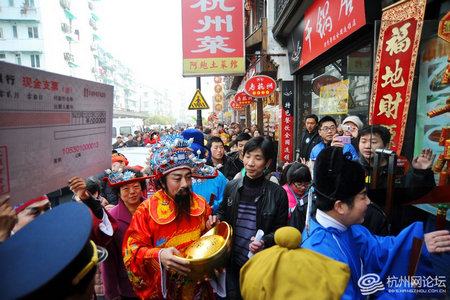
[302,146,450,299]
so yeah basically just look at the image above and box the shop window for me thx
[300,44,372,127]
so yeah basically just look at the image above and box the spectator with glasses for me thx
[310,115,358,161]
[282,163,312,217]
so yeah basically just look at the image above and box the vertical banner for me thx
[213,76,224,112]
[281,81,294,162]
[369,0,427,153]
[182,0,245,76]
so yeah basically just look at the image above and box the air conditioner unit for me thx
[88,2,94,10]
[60,0,70,10]
[61,23,72,34]
[63,52,74,62]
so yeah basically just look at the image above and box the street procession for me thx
[1,0,450,299]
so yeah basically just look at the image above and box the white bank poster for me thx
[0,62,114,205]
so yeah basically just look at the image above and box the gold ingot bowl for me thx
[177,222,232,281]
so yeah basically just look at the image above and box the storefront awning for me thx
[65,35,77,43]
[91,13,100,21]
[92,33,101,41]
[64,9,77,20]
[68,62,79,68]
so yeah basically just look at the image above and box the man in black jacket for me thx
[297,114,321,161]
[358,125,436,235]
[209,136,288,299]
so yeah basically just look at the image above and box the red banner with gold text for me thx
[369,0,426,153]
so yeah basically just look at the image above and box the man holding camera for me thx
[310,116,358,161]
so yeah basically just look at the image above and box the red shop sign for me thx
[234,91,254,106]
[244,75,277,98]
[298,0,366,70]
[181,0,245,77]
[230,97,245,111]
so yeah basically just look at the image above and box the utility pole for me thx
[196,77,202,128]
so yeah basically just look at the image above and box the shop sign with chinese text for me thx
[281,81,294,162]
[244,75,276,98]
[234,91,254,106]
[230,95,245,111]
[369,0,426,153]
[182,0,245,76]
[297,0,366,70]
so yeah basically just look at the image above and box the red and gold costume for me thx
[123,189,214,299]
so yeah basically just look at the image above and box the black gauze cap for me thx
[314,147,365,201]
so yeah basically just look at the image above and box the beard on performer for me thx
[174,188,191,217]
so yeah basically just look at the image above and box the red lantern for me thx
[244,75,277,98]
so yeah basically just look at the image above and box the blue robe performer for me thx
[302,147,450,299]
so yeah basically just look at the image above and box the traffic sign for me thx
[188,89,210,110]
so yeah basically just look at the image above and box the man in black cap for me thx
[0,202,107,300]
[301,146,450,299]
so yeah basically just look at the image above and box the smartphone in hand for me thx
[336,135,351,144]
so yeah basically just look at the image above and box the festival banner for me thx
[319,79,349,115]
[281,81,294,162]
[213,76,224,112]
[369,0,427,153]
[182,0,245,76]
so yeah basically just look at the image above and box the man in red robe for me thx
[123,135,224,299]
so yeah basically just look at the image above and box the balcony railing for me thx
[61,23,72,34]
[63,52,74,62]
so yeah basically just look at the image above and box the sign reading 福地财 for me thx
[369,0,427,153]
[244,75,277,98]
[182,0,245,77]
[0,61,113,206]
[281,81,294,162]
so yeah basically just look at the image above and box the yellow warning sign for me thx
[188,89,210,110]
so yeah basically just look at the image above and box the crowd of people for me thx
[1,115,450,300]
